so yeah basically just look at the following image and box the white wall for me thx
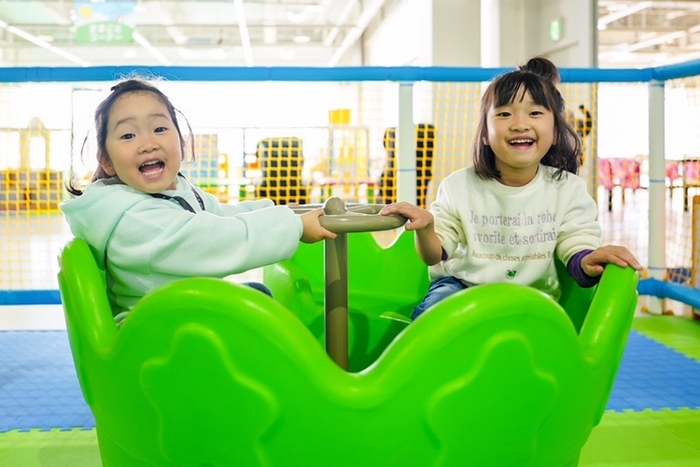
[365,0,595,68]
[523,0,596,67]
[365,0,433,65]
[433,0,481,66]
[495,0,526,67]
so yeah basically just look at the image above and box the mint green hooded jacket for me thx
[60,175,303,313]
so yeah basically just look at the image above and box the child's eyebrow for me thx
[113,112,170,129]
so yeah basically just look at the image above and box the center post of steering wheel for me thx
[292,197,407,370]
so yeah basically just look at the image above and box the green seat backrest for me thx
[264,230,600,370]
[59,236,638,467]
[263,231,430,371]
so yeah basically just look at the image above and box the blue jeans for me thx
[412,276,469,320]
[243,282,273,297]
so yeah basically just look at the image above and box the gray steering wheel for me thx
[289,196,407,370]
[292,196,407,233]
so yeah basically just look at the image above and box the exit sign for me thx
[549,17,564,42]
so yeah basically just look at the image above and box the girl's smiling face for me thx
[486,86,555,186]
[101,91,183,193]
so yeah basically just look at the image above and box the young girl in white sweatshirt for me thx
[381,57,641,320]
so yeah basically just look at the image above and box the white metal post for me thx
[397,82,416,204]
[647,79,666,314]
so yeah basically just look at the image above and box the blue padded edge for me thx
[0,290,62,306]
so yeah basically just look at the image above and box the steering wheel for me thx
[292,197,407,233]
[289,197,408,370]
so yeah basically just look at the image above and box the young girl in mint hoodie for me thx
[61,79,335,320]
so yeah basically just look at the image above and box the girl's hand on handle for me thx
[381,202,443,265]
[380,202,434,231]
[581,245,643,277]
[300,208,337,243]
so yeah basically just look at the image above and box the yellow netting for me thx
[0,74,698,302]
[378,124,435,208]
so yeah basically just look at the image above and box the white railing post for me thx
[647,79,667,315]
[397,82,416,204]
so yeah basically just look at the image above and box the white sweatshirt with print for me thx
[429,164,601,300]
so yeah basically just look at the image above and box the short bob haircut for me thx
[67,79,194,196]
[471,69,581,181]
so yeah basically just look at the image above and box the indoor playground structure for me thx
[3,63,700,316]
[635,194,700,312]
[57,195,639,466]
[2,64,700,465]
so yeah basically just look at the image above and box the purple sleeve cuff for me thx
[567,249,600,288]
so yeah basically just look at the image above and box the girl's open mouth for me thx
[139,160,165,176]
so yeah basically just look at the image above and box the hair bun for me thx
[520,56,560,86]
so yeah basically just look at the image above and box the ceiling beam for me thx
[328,0,386,66]
[0,19,90,66]
[323,0,357,47]
[598,1,653,29]
[233,0,253,66]
[600,23,700,60]
[133,30,172,65]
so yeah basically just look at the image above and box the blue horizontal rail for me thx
[0,59,699,84]
[0,290,62,306]
[1,279,696,307]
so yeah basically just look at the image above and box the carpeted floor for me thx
[1,315,699,466]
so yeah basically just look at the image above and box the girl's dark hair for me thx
[520,56,561,85]
[67,78,194,196]
[520,56,566,113]
[472,56,580,181]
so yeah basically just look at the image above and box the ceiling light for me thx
[0,19,90,66]
[293,35,311,44]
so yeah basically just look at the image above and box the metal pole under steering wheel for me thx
[316,197,407,370]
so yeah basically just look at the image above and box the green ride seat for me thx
[58,235,638,467]
[263,230,430,371]
[262,230,623,370]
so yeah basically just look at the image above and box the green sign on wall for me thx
[74,1,136,44]
[549,17,563,43]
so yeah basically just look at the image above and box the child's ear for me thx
[101,159,116,176]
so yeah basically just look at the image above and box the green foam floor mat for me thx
[0,429,100,467]
[580,408,700,466]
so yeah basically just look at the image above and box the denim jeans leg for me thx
[243,281,273,297]
[411,276,467,320]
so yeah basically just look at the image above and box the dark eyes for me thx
[494,109,546,117]
[118,127,168,139]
